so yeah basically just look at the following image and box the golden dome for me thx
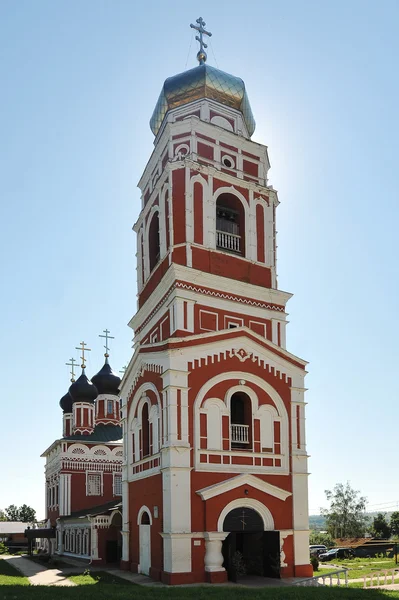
[150,64,255,137]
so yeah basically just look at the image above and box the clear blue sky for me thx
[1,0,398,520]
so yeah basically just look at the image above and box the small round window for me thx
[222,155,235,169]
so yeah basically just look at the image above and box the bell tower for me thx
[120,19,312,584]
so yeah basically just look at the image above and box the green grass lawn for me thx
[319,558,399,580]
[68,570,131,585]
[0,558,30,586]
[0,586,399,599]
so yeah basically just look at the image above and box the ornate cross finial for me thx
[65,357,78,382]
[99,329,114,359]
[75,341,91,370]
[190,17,212,65]
[119,365,127,375]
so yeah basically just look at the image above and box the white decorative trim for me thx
[217,498,274,532]
[197,474,292,502]
[137,505,153,525]
[194,371,289,472]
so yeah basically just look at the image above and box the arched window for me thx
[141,511,151,525]
[142,403,150,458]
[230,392,252,449]
[148,212,160,271]
[216,193,245,255]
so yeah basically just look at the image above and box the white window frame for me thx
[86,472,103,496]
[113,472,122,496]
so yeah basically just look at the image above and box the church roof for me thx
[91,360,121,396]
[68,370,98,404]
[65,423,122,443]
[150,64,255,137]
[67,499,122,520]
[59,391,73,413]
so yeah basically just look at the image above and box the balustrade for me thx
[216,231,241,253]
[231,424,249,444]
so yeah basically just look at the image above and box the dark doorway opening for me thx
[106,540,119,563]
[222,507,280,582]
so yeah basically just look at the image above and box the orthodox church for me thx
[118,18,312,583]
[41,339,124,563]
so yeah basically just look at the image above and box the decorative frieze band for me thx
[136,280,284,334]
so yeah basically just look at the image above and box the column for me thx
[204,532,229,583]
[90,524,99,560]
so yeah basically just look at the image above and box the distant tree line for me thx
[0,505,36,523]
[312,482,399,541]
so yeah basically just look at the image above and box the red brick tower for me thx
[120,18,312,583]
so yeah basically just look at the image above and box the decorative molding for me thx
[196,473,292,502]
[217,498,275,532]
[175,281,284,312]
[135,280,285,335]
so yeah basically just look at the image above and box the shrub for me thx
[0,542,7,555]
[310,555,319,571]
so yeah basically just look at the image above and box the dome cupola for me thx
[59,391,73,413]
[69,370,98,404]
[91,359,121,396]
[150,18,255,137]
[150,64,255,137]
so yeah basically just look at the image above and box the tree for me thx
[18,505,36,523]
[5,505,20,521]
[0,510,6,521]
[309,531,336,548]
[390,512,399,536]
[321,482,368,539]
[4,504,36,523]
[372,513,391,539]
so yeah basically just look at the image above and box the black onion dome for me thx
[59,391,73,413]
[91,361,121,396]
[69,371,98,404]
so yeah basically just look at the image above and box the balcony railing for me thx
[216,231,241,253]
[231,424,249,444]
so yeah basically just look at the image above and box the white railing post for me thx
[216,231,241,253]
[231,424,249,444]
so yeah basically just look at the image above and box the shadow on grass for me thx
[0,584,399,599]
[0,559,30,586]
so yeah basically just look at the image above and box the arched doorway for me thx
[222,506,280,582]
[106,511,122,563]
[139,510,151,576]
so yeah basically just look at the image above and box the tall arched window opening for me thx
[148,212,160,272]
[142,403,150,457]
[216,193,245,255]
[230,392,252,449]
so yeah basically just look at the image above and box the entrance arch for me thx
[106,511,122,563]
[223,507,263,532]
[220,502,280,581]
[217,498,274,532]
[138,507,152,576]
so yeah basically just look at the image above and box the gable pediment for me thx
[196,474,291,502]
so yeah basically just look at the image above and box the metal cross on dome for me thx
[190,17,212,65]
[99,328,114,358]
[75,341,91,369]
[65,357,78,382]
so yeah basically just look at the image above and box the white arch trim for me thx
[194,371,288,459]
[213,185,250,257]
[109,509,122,525]
[128,382,161,429]
[217,498,274,532]
[137,505,153,526]
[202,397,229,415]
[225,385,259,413]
